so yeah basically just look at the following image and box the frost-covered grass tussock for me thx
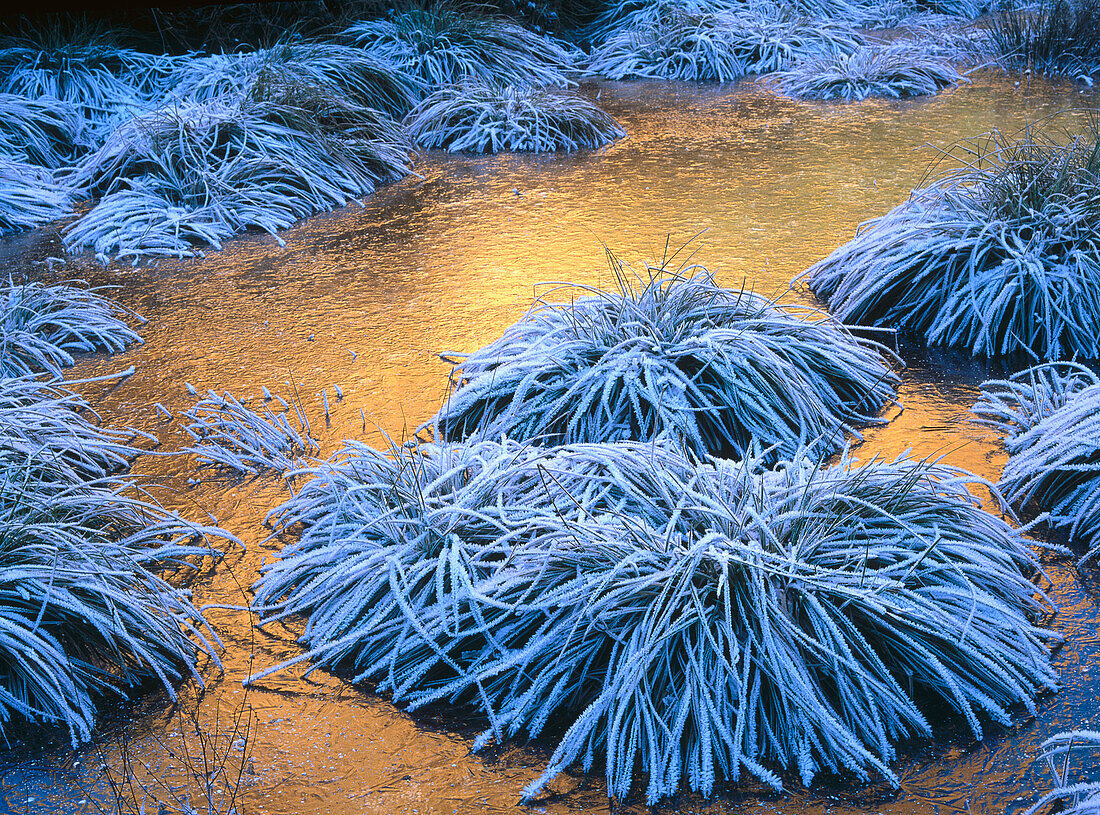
[181,389,319,475]
[587,5,862,81]
[973,362,1100,560]
[0,94,85,168]
[0,280,142,377]
[1026,731,1100,815]
[343,6,575,93]
[251,439,1058,802]
[987,0,1100,80]
[432,253,899,463]
[777,44,963,100]
[0,375,231,745]
[405,83,625,153]
[0,157,72,234]
[165,42,420,118]
[805,119,1100,359]
[63,96,411,260]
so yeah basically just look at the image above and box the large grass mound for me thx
[987,0,1100,80]
[0,376,230,745]
[343,5,576,93]
[973,362,1100,560]
[777,44,962,100]
[0,281,141,377]
[587,5,862,81]
[251,439,1058,803]
[165,41,420,118]
[804,119,1100,359]
[431,254,899,463]
[63,93,411,260]
[405,83,625,152]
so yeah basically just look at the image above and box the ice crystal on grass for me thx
[431,250,899,463]
[987,0,1100,81]
[0,94,85,168]
[974,362,1100,560]
[166,42,420,118]
[0,280,141,378]
[251,439,1058,803]
[64,96,411,260]
[587,5,862,81]
[1026,731,1100,815]
[0,376,232,745]
[0,157,72,234]
[405,83,625,153]
[777,44,963,100]
[182,389,318,475]
[805,118,1100,359]
[343,5,576,93]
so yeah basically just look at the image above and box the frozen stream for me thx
[3,72,1100,815]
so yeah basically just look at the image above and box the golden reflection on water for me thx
[5,72,1100,815]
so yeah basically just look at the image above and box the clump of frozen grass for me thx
[181,389,319,475]
[0,376,232,745]
[405,83,625,152]
[973,362,1100,560]
[251,439,1058,802]
[777,44,963,100]
[1026,731,1100,815]
[0,157,72,234]
[343,5,576,93]
[0,280,142,377]
[986,0,1100,81]
[0,37,174,131]
[587,5,862,81]
[805,118,1100,359]
[64,95,411,260]
[166,42,420,118]
[0,94,85,168]
[431,247,899,463]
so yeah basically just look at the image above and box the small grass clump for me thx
[342,4,576,93]
[777,44,963,100]
[804,118,1100,359]
[251,439,1057,803]
[973,362,1100,560]
[431,247,899,463]
[405,83,625,152]
[63,95,411,260]
[0,94,85,168]
[166,42,420,118]
[0,280,142,377]
[0,375,230,746]
[0,157,72,234]
[587,5,862,81]
[181,389,318,475]
[1026,731,1100,815]
[987,0,1100,80]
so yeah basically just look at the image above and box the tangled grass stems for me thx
[343,4,576,93]
[986,0,1100,80]
[0,157,72,234]
[973,362,1100,560]
[64,96,411,260]
[181,389,319,475]
[1026,731,1100,815]
[166,42,420,118]
[0,280,142,378]
[251,439,1058,802]
[804,118,1100,359]
[776,44,963,101]
[587,5,862,81]
[405,83,625,152]
[0,94,85,168]
[431,248,899,464]
[0,376,234,745]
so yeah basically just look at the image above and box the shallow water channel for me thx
[4,72,1100,815]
